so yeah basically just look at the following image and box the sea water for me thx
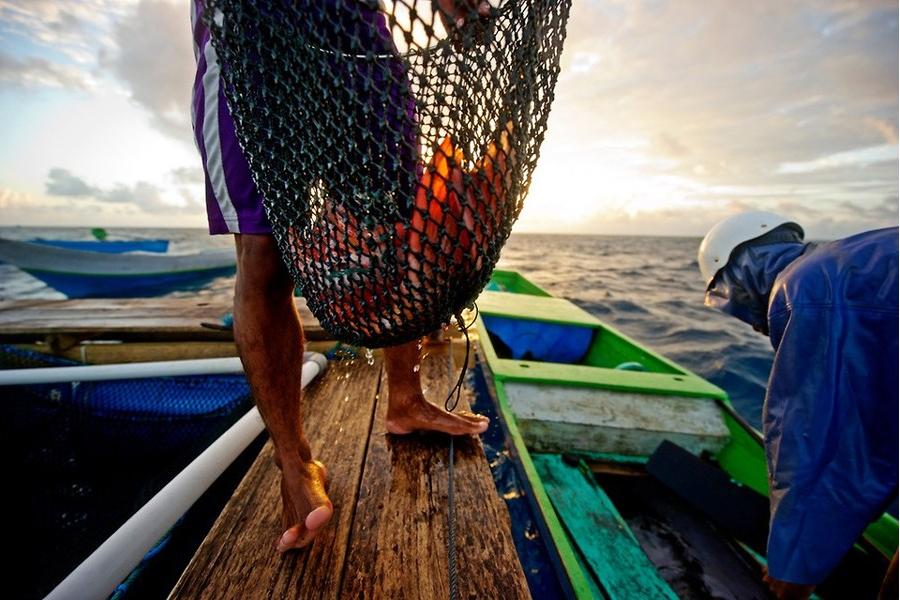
[0,227,774,427]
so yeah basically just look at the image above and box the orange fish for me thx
[296,122,516,342]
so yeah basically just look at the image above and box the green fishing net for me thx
[204,0,571,347]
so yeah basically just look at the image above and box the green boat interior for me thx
[474,269,898,600]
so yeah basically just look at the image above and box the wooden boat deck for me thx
[169,343,529,600]
[0,296,325,346]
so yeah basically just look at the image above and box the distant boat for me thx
[0,237,235,298]
[29,238,170,254]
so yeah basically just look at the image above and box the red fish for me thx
[294,122,516,342]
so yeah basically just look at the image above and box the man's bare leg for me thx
[233,234,332,553]
[384,340,489,435]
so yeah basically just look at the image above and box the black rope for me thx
[444,302,478,412]
[444,301,478,600]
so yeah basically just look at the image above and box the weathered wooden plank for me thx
[168,356,383,600]
[532,454,678,600]
[340,343,530,600]
[0,297,324,341]
[504,382,730,457]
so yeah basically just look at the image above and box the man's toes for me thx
[306,503,334,531]
[459,411,489,423]
[277,526,301,553]
[456,412,490,431]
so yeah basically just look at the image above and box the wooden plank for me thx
[168,355,383,600]
[340,343,530,600]
[504,382,730,457]
[532,454,678,600]
[0,297,324,341]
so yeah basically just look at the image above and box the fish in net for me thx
[203,0,571,347]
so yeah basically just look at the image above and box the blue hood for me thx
[704,241,807,334]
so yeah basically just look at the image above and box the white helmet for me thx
[698,211,803,286]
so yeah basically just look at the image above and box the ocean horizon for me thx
[0,226,775,428]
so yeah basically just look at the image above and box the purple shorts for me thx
[192,0,270,235]
[191,0,417,236]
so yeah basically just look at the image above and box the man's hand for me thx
[763,568,816,600]
[434,0,493,49]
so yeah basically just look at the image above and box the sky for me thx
[0,0,897,238]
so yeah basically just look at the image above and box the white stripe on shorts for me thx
[201,41,241,232]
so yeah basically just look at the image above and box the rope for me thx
[443,302,478,600]
[448,434,458,600]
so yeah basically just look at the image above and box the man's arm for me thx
[763,304,898,595]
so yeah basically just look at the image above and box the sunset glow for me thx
[1,0,897,238]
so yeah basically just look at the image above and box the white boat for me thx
[0,237,236,298]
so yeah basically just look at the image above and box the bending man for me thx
[699,211,898,599]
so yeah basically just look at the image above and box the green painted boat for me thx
[475,269,898,599]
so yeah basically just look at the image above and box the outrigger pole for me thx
[13,354,329,600]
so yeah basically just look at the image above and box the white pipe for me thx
[44,353,328,600]
[0,352,326,386]
[0,357,242,385]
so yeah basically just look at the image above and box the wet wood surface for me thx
[0,296,324,343]
[339,345,530,600]
[169,344,529,600]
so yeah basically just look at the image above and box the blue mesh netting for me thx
[2,345,254,599]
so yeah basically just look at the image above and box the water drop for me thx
[413,363,420,373]
[365,348,374,365]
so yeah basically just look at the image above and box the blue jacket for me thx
[708,227,899,584]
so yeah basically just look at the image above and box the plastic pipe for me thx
[0,352,325,386]
[43,353,328,600]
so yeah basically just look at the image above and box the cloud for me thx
[0,187,38,210]
[775,144,898,174]
[0,52,92,89]
[1,1,195,144]
[103,0,195,142]
[45,168,98,197]
[102,180,192,213]
[0,1,129,64]
[514,0,899,234]
[864,117,899,145]
[44,166,201,214]
[171,166,204,185]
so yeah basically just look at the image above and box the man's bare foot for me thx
[275,458,333,553]
[385,393,489,435]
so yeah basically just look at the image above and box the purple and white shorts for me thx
[190,0,418,236]
[191,0,269,235]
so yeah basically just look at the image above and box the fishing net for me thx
[204,0,571,346]
[1,345,253,599]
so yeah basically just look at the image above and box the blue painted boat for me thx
[0,238,235,298]
[30,239,170,254]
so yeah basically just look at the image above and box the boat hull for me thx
[30,239,170,254]
[0,238,235,298]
